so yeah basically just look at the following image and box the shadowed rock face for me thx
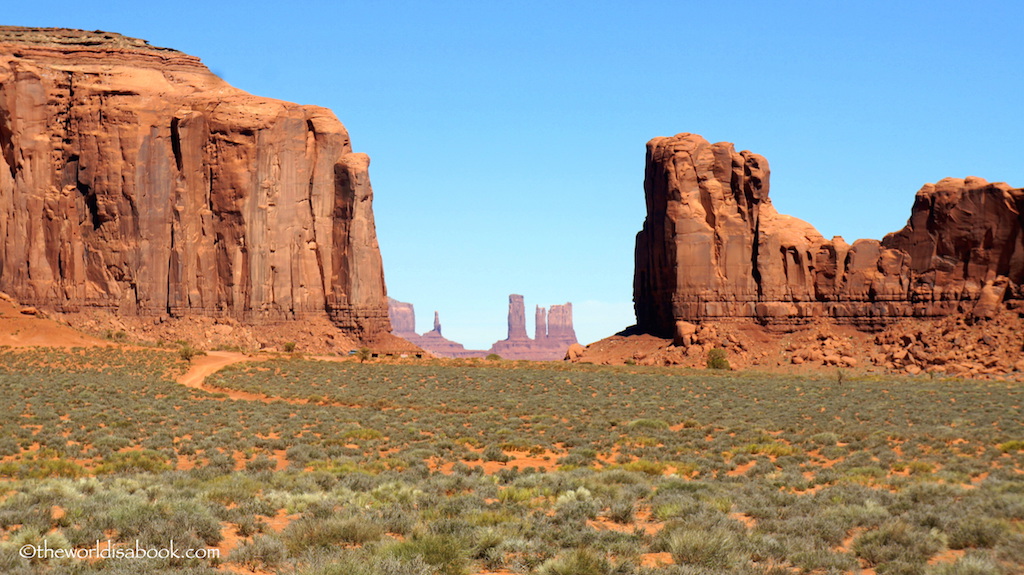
[0,27,390,339]
[634,133,1023,339]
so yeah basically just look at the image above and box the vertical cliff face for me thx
[546,302,577,344]
[882,177,1024,303]
[0,27,390,339]
[634,133,1022,339]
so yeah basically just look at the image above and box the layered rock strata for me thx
[634,133,1023,340]
[489,294,578,360]
[0,27,391,340]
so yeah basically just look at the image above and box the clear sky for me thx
[7,1,1024,349]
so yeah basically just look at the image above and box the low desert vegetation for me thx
[0,347,1019,574]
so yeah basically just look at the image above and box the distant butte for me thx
[388,295,580,361]
[387,298,486,358]
[488,295,578,361]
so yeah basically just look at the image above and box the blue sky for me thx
[7,1,1023,348]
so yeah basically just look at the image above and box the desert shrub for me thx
[734,443,798,457]
[946,517,1008,549]
[343,428,384,441]
[6,457,85,479]
[537,547,612,575]
[615,459,666,476]
[996,439,1024,452]
[706,348,730,370]
[356,347,372,362]
[663,527,746,569]
[486,354,502,361]
[179,343,206,362]
[854,520,945,567]
[927,552,1003,575]
[285,444,327,468]
[809,432,840,446]
[95,450,172,474]
[230,534,287,572]
[283,342,297,353]
[282,515,385,553]
[607,499,635,524]
[245,453,278,472]
[383,534,469,575]
[483,445,510,463]
[628,418,670,430]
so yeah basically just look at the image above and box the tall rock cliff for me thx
[634,133,1023,340]
[0,27,390,339]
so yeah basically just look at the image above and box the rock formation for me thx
[489,294,579,360]
[388,298,416,334]
[634,133,1023,341]
[506,294,529,340]
[0,27,392,341]
[387,297,486,358]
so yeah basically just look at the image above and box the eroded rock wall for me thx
[634,133,1023,339]
[0,27,390,339]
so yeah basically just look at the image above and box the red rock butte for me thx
[489,294,578,361]
[634,133,1023,342]
[388,295,579,361]
[0,27,392,342]
[387,298,486,358]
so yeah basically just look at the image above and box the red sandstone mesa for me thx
[633,133,1023,343]
[0,27,391,340]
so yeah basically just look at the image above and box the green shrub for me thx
[230,534,286,571]
[628,418,670,430]
[927,553,1004,575]
[854,521,945,567]
[706,348,730,370]
[996,439,1024,452]
[95,450,171,474]
[384,534,468,575]
[482,445,510,463]
[947,517,1008,549]
[537,548,612,575]
[485,354,502,361]
[283,342,297,353]
[4,457,85,479]
[343,428,384,441]
[615,459,666,476]
[665,528,745,569]
[178,343,206,362]
[283,516,385,553]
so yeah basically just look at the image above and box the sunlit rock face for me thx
[0,27,391,339]
[634,133,1023,339]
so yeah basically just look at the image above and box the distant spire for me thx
[507,294,528,340]
[433,311,442,335]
